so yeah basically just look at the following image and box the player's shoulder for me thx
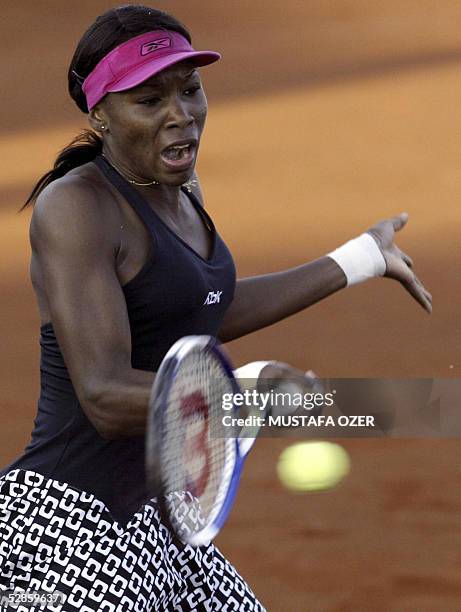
[31,162,119,251]
[34,162,105,216]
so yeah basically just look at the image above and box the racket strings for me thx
[162,351,235,539]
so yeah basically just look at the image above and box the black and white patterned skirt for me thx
[0,470,265,611]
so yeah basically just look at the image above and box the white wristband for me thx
[327,233,386,286]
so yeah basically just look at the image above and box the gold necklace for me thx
[101,154,160,186]
[101,153,198,192]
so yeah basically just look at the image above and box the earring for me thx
[100,124,106,131]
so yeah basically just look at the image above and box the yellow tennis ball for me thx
[277,441,350,492]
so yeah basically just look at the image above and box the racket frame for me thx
[146,335,258,547]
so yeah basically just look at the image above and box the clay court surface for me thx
[1,2,460,610]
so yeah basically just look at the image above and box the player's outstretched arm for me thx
[218,257,347,343]
[218,212,431,343]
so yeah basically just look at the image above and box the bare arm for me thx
[219,213,432,343]
[219,257,346,343]
[31,176,153,440]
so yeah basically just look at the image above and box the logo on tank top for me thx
[141,37,172,56]
[204,290,222,306]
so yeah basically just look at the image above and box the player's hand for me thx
[366,212,432,314]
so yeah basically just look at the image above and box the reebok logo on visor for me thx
[141,37,171,56]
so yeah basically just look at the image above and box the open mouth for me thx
[159,139,199,172]
[161,143,195,162]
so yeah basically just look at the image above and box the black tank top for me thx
[0,155,236,526]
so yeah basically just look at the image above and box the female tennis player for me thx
[0,4,431,611]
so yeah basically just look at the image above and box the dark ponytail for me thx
[20,4,191,210]
[20,131,103,210]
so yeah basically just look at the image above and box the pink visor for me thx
[82,30,221,110]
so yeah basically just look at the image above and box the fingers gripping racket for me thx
[145,335,320,547]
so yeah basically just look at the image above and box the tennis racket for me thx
[145,335,321,547]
